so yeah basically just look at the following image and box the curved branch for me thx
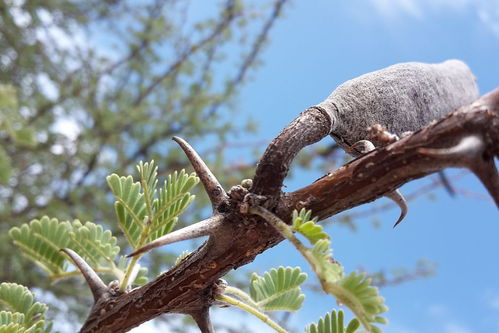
[78,89,499,333]
[251,107,332,198]
[279,88,499,220]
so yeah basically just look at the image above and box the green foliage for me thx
[0,84,37,184]
[107,161,199,250]
[0,3,277,313]
[9,217,120,281]
[306,310,360,333]
[249,266,307,312]
[0,147,12,185]
[335,272,388,332]
[287,210,387,332]
[293,208,329,245]
[0,84,36,148]
[106,174,146,249]
[9,217,72,277]
[116,256,149,286]
[310,239,343,283]
[0,283,53,333]
[174,250,191,266]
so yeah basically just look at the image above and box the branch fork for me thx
[77,89,499,333]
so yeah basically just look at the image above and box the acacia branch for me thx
[78,89,498,332]
[279,88,499,219]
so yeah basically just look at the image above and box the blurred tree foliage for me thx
[0,0,288,325]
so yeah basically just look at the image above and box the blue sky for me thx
[214,1,499,333]
[122,1,499,332]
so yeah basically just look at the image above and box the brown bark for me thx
[79,88,499,332]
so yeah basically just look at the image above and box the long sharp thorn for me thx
[385,189,408,228]
[349,139,409,226]
[60,248,107,302]
[172,136,228,210]
[127,215,223,257]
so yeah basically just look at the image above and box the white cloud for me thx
[477,8,499,39]
[367,0,499,39]
[488,294,499,310]
[443,322,473,333]
[428,303,449,317]
[367,0,422,18]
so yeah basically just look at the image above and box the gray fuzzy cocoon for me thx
[317,59,479,150]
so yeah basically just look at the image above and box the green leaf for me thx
[137,160,158,215]
[335,272,388,332]
[133,266,149,286]
[0,311,24,327]
[249,266,307,312]
[310,239,343,283]
[0,283,48,330]
[305,309,360,333]
[0,323,29,333]
[107,163,198,250]
[147,169,198,242]
[106,174,146,249]
[293,209,329,245]
[9,217,121,281]
[9,217,71,276]
[68,220,120,268]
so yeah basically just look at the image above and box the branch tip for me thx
[127,215,224,257]
[60,248,107,302]
[172,136,228,210]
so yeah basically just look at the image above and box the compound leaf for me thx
[249,266,307,312]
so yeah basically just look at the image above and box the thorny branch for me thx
[78,89,498,332]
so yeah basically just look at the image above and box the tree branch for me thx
[279,88,499,219]
[78,89,498,332]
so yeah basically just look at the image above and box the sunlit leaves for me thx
[248,266,307,312]
[310,239,343,283]
[107,160,199,250]
[148,170,198,242]
[0,283,53,333]
[293,208,329,245]
[9,216,120,281]
[335,272,388,332]
[288,209,387,332]
[69,220,120,268]
[306,310,360,333]
[9,217,71,276]
[106,174,146,249]
[218,267,307,332]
